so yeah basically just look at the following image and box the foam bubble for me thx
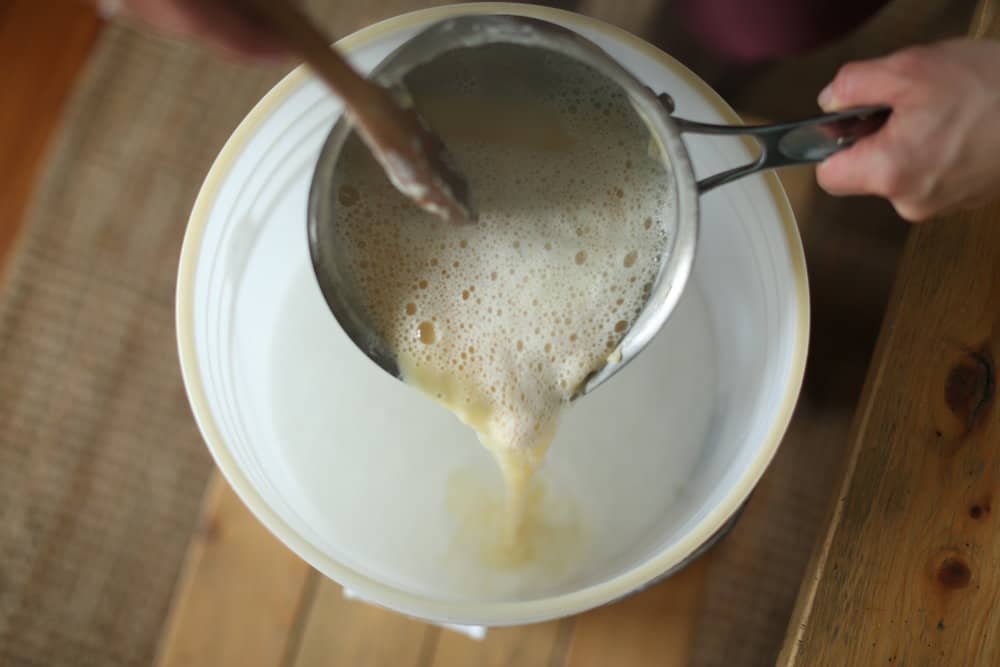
[330,42,674,546]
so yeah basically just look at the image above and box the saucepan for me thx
[308,13,886,396]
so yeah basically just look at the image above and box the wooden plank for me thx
[430,618,572,667]
[0,0,101,270]
[154,476,317,667]
[291,578,439,667]
[565,557,712,667]
[778,3,1000,664]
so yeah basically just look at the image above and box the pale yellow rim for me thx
[176,2,809,625]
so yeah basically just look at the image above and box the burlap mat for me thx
[0,26,262,667]
[0,2,451,664]
[0,1,971,665]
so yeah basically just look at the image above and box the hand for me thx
[100,0,290,61]
[816,39,1000,222]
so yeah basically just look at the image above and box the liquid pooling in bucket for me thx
[326,44,674,568]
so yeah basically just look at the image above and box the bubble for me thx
[418,321,436,344]
[338,184,360,207]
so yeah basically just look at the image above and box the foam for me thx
[330,44,673,561]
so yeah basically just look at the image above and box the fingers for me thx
[817,52,914,111]
[816,136,897,197]
[815,50,933,221]
[815,41,1000,222]
[815,56,905,194]
[891,199,935,223]
[189,13,290,60]
[817,139,936,222]
[175,0,291,60]
[97,0,125,18]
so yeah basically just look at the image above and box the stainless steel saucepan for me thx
[308,15,888,395]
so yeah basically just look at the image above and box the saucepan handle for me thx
[655,93,891,194]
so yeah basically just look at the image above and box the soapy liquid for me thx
[331,44,673,566]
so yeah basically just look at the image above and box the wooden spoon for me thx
[241,0,475,224]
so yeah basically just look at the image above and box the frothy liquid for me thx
[331,45,672,565]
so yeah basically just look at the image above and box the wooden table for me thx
[778,3,1000,664]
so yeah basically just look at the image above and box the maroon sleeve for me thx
[674,0,891,63]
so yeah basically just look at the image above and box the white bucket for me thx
[176,2,808,626]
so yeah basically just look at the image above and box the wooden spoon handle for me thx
[238,0,385,112]
[238,0,475,224]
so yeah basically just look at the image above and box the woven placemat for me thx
[0,25,277,667]
[0,1,446,662]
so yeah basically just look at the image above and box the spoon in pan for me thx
[241,0,475,224]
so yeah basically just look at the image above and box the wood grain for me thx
[291,578,439,667]
[565,556,712,667]
[154,477,316,667]
[779,2,1000,664]
[0,0,100,270]
[431,617,572,667]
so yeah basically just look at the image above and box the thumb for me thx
[816,135,900,198]
[817,56,907,112]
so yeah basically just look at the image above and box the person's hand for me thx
[816,39,1000,222]
[99,0,290,61]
